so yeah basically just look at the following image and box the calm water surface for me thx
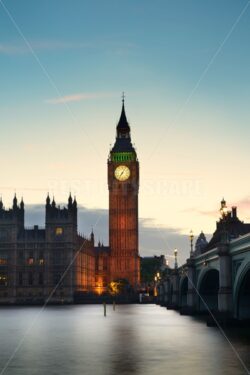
[0,304,249,375]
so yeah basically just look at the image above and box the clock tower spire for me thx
[116,94,130,138]
[108,97,140,289]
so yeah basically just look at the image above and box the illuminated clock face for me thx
[114,165,131,181]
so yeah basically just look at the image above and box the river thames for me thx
[0,304,249,375]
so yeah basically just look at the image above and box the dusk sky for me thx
[1,0,250,264]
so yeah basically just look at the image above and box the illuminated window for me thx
[0,251,7,265]
[0,274,7,286]
[28,258,34,265]
[55,227,63,236]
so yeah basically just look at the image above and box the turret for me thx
[20,197,24,210]
[195,231,208,255]
[232,206,237,220]
[110,96,137,157]
[68,193,73,208]
[116,94,131,139]
[45,195,78,242]
[0,195,25,231]
[13,194,18,210]
[46,193,51,207]
[19,197,24,223]
[73,196,77,210]
[90,229,94,246]
[51,196,56,208]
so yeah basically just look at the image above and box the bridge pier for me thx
[162,280,169,307]
[158,284,165,306]
[218,243,233,317]
[169,270,179,309]
[185,258,197,315]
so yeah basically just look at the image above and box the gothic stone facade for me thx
[0,102,140,304]
[0,195,98,304]
[108,101,140,287]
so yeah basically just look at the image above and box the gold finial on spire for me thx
[122,91,125,105]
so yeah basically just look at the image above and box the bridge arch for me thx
[163,279,171,305]
[234,260,250,320]
[179,276,188,307]
[197,268,219,313]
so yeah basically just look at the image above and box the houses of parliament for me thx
[0,101,140,303]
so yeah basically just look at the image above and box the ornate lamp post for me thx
[174,248,178,269]
[220,198,228,219]
[189,230,194,257]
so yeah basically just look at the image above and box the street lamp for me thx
[174,248,178,269]
[154,275,159,297]
[220,198,228,219]
[189,230,194,257]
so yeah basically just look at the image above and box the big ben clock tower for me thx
[108,97,140,289]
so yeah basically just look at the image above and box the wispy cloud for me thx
[182,207,219,218]
[0,39,136,56]
[183,196,250,221]
[0,43,26,54]
[46,92,114,104]
[0,41,90,55]
[237,196,250,212]
[23,204,189,263]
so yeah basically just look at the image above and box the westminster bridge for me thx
[156,201,250,321]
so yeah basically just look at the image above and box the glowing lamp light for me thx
[189,230,194,256]
[220,206,228,217]
[220,198,228,218]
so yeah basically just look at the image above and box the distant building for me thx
[194,232,208,256]
[0,101,140,304]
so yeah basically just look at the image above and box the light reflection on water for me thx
[0,305,249,375]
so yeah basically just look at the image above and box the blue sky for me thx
[0,0,250,264]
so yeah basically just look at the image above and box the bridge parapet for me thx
[156,232,250,321]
